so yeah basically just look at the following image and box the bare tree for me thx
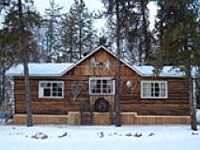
[115,0,121,127]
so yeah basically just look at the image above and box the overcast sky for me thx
[33,0,157,30]
[33,0,106,30]
[33,0,104,15]
[0,0,157,30]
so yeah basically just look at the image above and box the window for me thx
[141,81,167,99]
[39,81,64,98]
[89,78,115,95]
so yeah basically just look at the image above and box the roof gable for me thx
[60,46,143,76]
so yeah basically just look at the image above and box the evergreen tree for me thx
[102,0,153,64]
[43,0,63,62]
[0,0,11,14]
[95,29,112,48]
[29,26,45,62]
[3,0,41,126]
[154,0,200,130]
[60,6,77,62]
[0,0,15,106]
[0,28,15,106]
[139,0,152,63]
[61,0,95,62]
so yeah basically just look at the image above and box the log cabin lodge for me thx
[6,46,200,125]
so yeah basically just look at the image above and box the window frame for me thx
[141,80,168,99]
[38,81,64,99]
[89,77,115,95]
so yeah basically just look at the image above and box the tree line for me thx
[0,0,200,130]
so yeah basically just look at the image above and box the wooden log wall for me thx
[13,48,190,117]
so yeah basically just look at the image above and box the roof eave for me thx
[7,74,62,77]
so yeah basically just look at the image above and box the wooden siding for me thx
[14,113,191,125]
[14,114,68,124]
[14,48,190,118]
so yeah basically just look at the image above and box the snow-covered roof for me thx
[6,63,73,76]
[6,46,199,77]
[132,65,198,77]
[132,65,184,77]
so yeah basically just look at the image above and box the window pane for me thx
[107,80,113,93]
[90,80,97,86]
[89,78,114,94]
[52,83,63,97]
[53,83,58,88]
[151,83,154,97]
[161,89,165,97]
[57,83,63,88]
[91,88,95,94]
[39,81,63,98]
[58,92,62,97]
[143,82,151,97]
[47,83,51,87]
[58,87,62,92]
[142,81,167,98]
[160,83,166,97]
[52,92,57,96]
[90,80,96,94]
[44,89,51,96]
[143,87,147,97]
[155,83,159,97]
[102,80,107,93]
[40,83,47,87]
[96,80,101,93]
[96,88,101,93]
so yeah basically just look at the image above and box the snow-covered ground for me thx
[0,125,200,150]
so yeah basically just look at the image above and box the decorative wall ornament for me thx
[126,80,134,88]
[94,98,109,112]
[71,82,83,100]
[90,58,99,67]
[104,60,111,70]
[90,57,112,70]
